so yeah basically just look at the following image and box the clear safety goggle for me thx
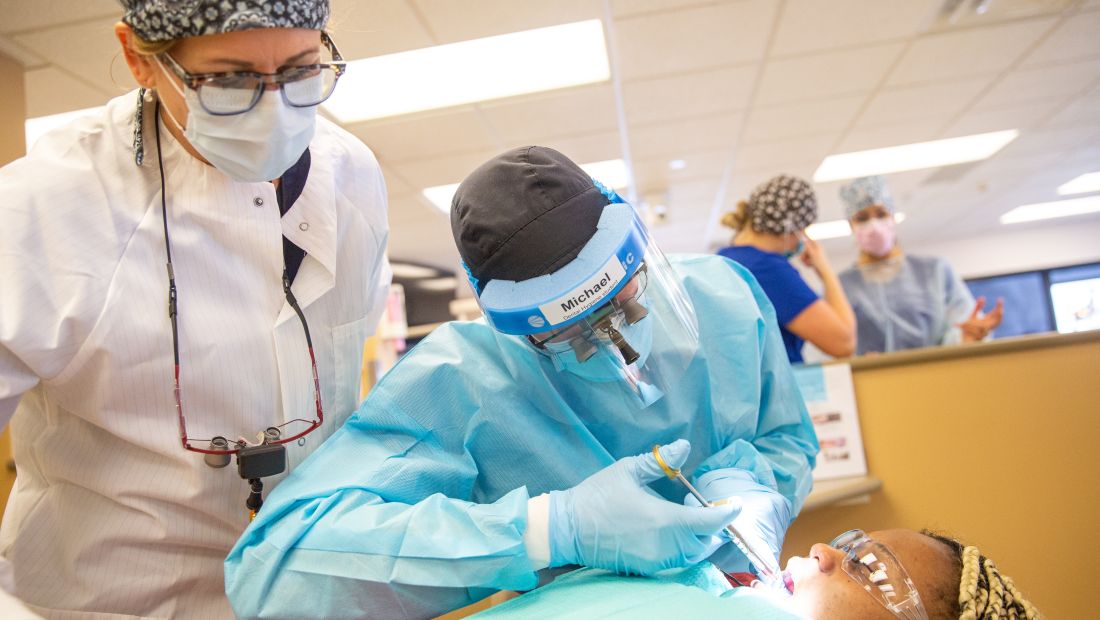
[526,263,649,364]
[830,530,929,620]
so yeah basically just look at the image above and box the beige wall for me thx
[784,333,1099,618]
[0,51,25,516]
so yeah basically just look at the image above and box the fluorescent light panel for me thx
[806,213,907,240]
[324,19,610,123]
[1057,171,1100,196]
[24,106,104,151]
[1000,196,1100,224]
[812,130,1019,183]
[422,158,628,213]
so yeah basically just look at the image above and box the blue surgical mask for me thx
[784,238,804,259]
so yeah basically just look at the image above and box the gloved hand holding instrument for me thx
[547,440,740,576]
[653,445,795,594]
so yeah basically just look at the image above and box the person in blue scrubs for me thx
[224,147,818,619]
[717,175,856,362]
[836,176,1004,355]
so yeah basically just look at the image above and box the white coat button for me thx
[299,222,309,231]
[253,197,264,207]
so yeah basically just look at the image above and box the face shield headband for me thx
[464,185,699,409]
[830,530,929,620]
[467,191,647,338]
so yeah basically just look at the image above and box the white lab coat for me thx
[0,92,391,618]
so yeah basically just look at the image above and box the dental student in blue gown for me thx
[225,146,818,619]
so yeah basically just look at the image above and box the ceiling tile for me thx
[413,0,602,43]
[996,125,1095,158]
[772,0,941,57]
[0,35,46,67]
[835,119,944,152]
[1020,11,1100,68]
[622,65,755,126]
[14,17,133,99]
[610,0,719,18]
[755,43,904,105]
[856,78,990,127]
[393,148,501,188]
[24,67,113,117]
[886,18,1057,87]
[478,84,618,145]
[536,130,623,166]
[629,113,741,162]
[944,99,1065,137]
[614,1,775,81]
[349,108,499,163]
[0,0,119,35]
[388,215,459,270]
[1042,85,1100,128]
[734,134,837,170]
[974,59,1100,109]
[632,148,734,193]
[328,0,435,59]
[743,95,864,144]
[377,166,417,197]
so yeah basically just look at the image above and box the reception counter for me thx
[783,330,1099,617]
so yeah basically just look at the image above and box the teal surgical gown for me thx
[224,255,818,619]
[839,254,975,355]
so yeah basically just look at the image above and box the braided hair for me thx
[922,530,1041,619]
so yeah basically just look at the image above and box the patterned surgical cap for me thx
[839,175,896,219]
[120,0,329,42]
[746,175,818,235]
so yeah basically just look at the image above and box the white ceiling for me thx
[2,0,1099,270]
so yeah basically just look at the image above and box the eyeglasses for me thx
[157,31,346,116]
[152,102,325,462]
[830,530,929,620]
[173,270,325,461]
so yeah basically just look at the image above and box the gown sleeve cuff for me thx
[523,493,551,570]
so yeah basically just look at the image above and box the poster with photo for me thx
[792,363,868,481]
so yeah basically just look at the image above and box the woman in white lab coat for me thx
[0,1,390,617]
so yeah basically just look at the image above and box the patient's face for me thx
[781,529,954,619]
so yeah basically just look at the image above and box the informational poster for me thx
[792,363,868,481]
[1050,277,1100,334]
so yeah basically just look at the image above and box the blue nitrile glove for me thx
[548,440,741,576]
[685,468,792,575]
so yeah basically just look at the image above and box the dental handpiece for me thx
[651,445,794,594]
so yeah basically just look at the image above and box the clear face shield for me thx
[471,200,699,411]
[830,530,929,620]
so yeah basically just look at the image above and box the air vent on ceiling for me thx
[927,0,1079,31]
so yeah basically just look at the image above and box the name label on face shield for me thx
[540,256,626,324]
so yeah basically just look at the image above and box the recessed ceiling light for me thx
[24,106,104,151]
[806,213,907,240]
[422,158,629,213]
[812,130,1018,183]
[668,159,687,171]
[1000,196,1100,224]
[324,19,610,123]
[1057,171,1100,196]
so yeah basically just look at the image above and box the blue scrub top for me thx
[717,246,818,363]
